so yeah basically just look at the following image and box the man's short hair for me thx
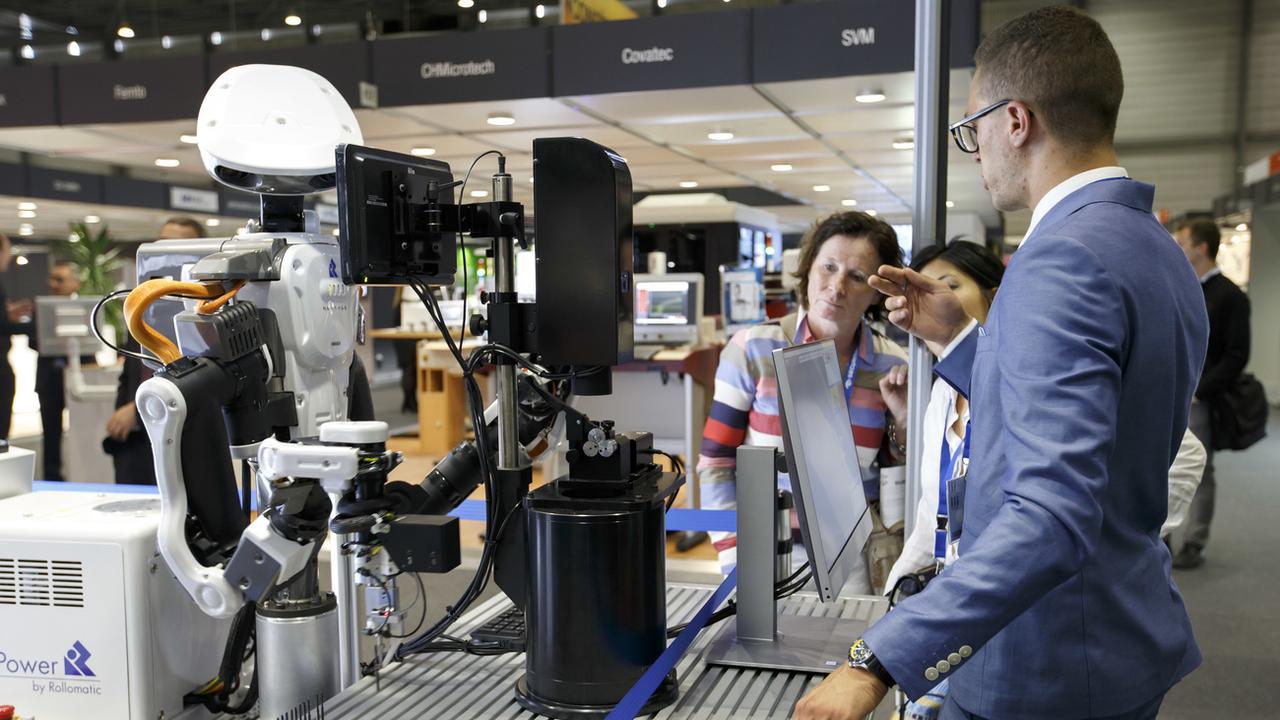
[1176,218,1222,260]
[162,216,206,238]
[975,5,1124,151]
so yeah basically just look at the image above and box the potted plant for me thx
[58,221,124,345]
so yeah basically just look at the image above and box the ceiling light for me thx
[771,164,793,172]
[813,185,831,192]
[68,232,79,242]
[180,134,199,144]
[536,4,546,18]
[19,45,34,60]
[311,24,323,35]
[866,209,878,216]
[17,202,36,211]
[67,41,81,57]
[471,190,489,198]
[945,200,955,208]
[161,35,173,49]
[841,199,858,207]
[707,130,734,141]
[117,23,135,39]
[332,228,341,236]
[154,158,180,168]
[205,218,221,227]
[1236,223,1248,232]
[657,0,667,6]
[261,28,273,42]
[458,0,475,7]
[113,39,125,53]
[15,256,28,266]
[892,137,915,150]
[410,147,436,156]
[855,90,886,104]
[487,112,515,126]
[478,9,487,22]
[84,214,101,224]
[285,12,302,26]
[66,25,78,36]
[17,210,36,219]
[18,224,33,236]
[679,181,699,188]
[210,31,223,45]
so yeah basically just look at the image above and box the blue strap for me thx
[606,568,738,720]
[934,407,970,561]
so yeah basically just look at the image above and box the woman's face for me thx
[805,234,882,339]
[920,257,995,325]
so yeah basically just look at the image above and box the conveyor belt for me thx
[321,584,887,719]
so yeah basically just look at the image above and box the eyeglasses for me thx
[949,99,1014,154]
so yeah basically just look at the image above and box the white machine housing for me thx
[0,445,34,500]
[0,491,228,719]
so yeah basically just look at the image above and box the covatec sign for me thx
[553,11,750,96]
[58,56,207,125]
[373,27,550,105]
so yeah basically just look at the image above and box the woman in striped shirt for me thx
[697,211,908,594]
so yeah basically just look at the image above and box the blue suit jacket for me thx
[863,178,1208,719]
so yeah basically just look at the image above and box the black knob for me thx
[469,314,488,337]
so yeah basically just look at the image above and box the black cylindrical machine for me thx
[515,469,680,718]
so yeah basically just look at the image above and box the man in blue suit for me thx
[795,7,1208,720]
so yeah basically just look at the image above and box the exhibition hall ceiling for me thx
[0,69,991,242]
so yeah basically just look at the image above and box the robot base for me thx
[514,672,678,719]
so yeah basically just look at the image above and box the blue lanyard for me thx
[797,318,861,410]
[935,400,970,561]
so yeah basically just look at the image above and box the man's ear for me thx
[1007,101,1034,149]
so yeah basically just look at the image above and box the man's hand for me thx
[106,402,139,441]
[868,265,969,347]
[6,298,32,323]
[793,665,888,720]
[878,364,908,429]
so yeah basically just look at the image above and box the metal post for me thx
[331,527,361,688]
[493,170,520,470]
[905,0,950,540]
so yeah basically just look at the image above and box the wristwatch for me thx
[847,638,896,688]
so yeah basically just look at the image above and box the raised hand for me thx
[878,363,908,428]
[868,265,970,347]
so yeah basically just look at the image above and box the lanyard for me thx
[797,318,861,410]
[935,400,970,561]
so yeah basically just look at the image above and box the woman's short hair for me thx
[909,241,1005,292]
[792,211,903,321]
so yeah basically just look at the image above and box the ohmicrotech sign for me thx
[373,26,550,104]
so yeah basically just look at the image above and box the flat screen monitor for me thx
[773,338,872,601]
[633,273,703,345]
[34,296,110,357]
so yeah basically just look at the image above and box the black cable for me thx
[91,290,150,362]
[240,460,252,520]
[391,571,429,639]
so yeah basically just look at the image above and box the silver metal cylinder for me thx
[256,595,341,720]
[493,170,520,470]
[493,172,513,203]
[329,526,361,689]
[775,491,792,584]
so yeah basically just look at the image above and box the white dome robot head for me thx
[197,64,363,195]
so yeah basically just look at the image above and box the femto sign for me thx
[621,47,675,64]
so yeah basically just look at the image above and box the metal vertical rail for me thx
[905,0,950,541]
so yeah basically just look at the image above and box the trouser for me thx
[1185,399,1215,548]
[0,363,14,440]
[36,359,66,481]
[939,693,1164,720]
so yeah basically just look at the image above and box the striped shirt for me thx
[697,311,907,566]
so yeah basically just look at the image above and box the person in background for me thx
[106,217,205,484]
[1171,217,1250,569]
[697,211,907,594]
[33,262,82,481]
[0,232,33,440]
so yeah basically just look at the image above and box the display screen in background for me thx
[636,282,691,325]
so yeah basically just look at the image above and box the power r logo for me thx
[63,641,94,677]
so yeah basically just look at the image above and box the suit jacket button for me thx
[936,660,951,674]
[959,645,973,658]
[948,653,962,665]
[925,667,940,681]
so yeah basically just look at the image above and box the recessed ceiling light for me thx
[866,209,878,216]
[180,134,199,144]
[892,137,915,150]
[535,4,546,18]
[332,228,341,236]
[945,200,955,208]
[487,112,515,126]
[1236,223,1248,231]
[478,9,488,22]
[841,199,858,207]
[285,12,302,26]
[84,214,101,224]
[657,0,667,6]
[161,35,173,49]
[210,31,223,45]
[855,90,886,104]
[707,130,734,141]
[117,23,134,39]
[771,164,793,172]
[458,0,475,7]
[15,255,28,265]
[19,45,34,60]
[114,39,126,53]
[261,28,273,42]
[67,40,81,56]
[813,185,831,192]
[17,202,36,211]
[67,232,79,242]
[17,210,36,219]
[470,190,489,198]
[18,224,33,236]
[411,147,436,156]
[205,218,221,227]
[679,181,699,188]
[154,158,180,168]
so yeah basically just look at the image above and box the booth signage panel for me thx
[106,176,167,210]
[373,27,551,105]
[169,186,219,213]
[0,66,57,127]
[58,56,206,124]
[553,11,750,95]
[0,162,26,196]
[209,43,370,108]
[28,168,104,203]
[752,0,979,83]
[220,187,260,218]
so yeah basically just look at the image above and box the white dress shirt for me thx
[1023,166,1129,244]
[1198,267,1222,284]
